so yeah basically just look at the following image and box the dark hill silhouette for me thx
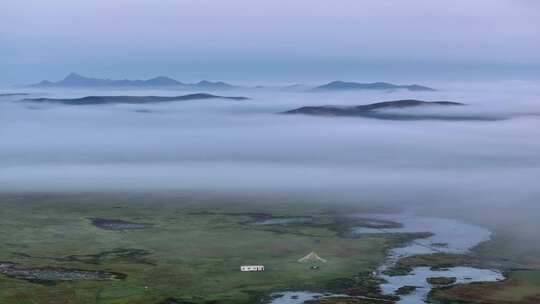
[314,81,435,92]
[22,93,248,105]
[282,99,501,121]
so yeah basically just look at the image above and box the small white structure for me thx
[298,252,327,263]
[240,265,265,272]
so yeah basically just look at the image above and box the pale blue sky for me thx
[1,0,539,85]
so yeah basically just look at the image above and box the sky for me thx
[1,0,540,85]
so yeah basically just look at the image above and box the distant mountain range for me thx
[27,73,436,92]
[22,93,248,105]
[28,73,237,90]
[313,81,435,92]
[282,99,500,121]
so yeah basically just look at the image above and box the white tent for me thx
[298,252,327,263]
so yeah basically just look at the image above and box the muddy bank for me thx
[188,212,401,239]
[0,261,126,285]
[269,291,393,304]
[267,270,398,304]
[253,217,312,226]
[157,298,196,304]
[15,248,154,265]
[90,217,152,230]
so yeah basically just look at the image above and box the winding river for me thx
[269,213,504,304]
[352,213,504,303]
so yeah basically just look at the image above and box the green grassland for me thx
[2,193,540,304]
[0,193,402,304]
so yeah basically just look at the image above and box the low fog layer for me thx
[1,81,540,228]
